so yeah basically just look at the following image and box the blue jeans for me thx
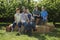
[22,22,28,33]
[22,22,27,27]
[31,22,36,30]
[23,21,36,33]
[12,22,22,29]
[23,22,36,30]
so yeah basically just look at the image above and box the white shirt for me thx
[14,13,21,24]
[21,12,28,23]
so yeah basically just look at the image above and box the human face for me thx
[24,9,27,13]
[16,10,20,13]
[41,6,45,11]
[23,8,25,12]
[35,7,38,10]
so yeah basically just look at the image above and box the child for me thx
[24,8,36,36]
[32,6,41,25]
[27,9,36,31]
[32,6,40,21]
[21,7,29,34]
[41,6,48,25]
[12,8,22,33]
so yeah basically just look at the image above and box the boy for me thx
[32,6,40,25]
[32,6,40,19]
[41,6,48,25]
[12,8,22,33]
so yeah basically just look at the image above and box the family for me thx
[9,6,48,36]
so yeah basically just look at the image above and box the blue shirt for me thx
[41,10,48,17]
[41,10,48,20]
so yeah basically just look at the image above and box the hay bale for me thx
[46,23,55,31]
[35,25,50,33]
[33,23,55,33]
[6,23,55,33]
[14,25,18,31]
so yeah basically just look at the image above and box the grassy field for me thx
[0,23,60,40]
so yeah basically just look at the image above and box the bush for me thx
[0,0,60,22]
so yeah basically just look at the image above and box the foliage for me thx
[0,0,60,22]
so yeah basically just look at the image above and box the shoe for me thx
[16,33,20,36]
[33,29,37,31]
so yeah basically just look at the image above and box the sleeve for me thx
[32,10,34,14]
[46,11,48,16]
[39,11,41,16]
[40,12,42,17]
[20,14,23,20]
[32,10,35,16]
[20,14,22,21]
[25,14,29,21]
[29,13,34,21]
[45,11,48,17]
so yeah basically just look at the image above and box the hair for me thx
[41,6,46,9]
[35,6,38,8]
[16,8,20,11]
[27,8,30,13]
[33,6,41,11]
[25,7,28,10]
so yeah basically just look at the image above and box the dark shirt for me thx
[32,10,40,15]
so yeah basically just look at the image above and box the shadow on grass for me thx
[0,33,5,36]
[0,23,9,30]
[32,33,46,40]
[55,24,60,28]
[45,28,60,38]
[32,27,60,40]
[0,23,60,40]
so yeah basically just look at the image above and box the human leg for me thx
[18,22,22,32]
[12,22,16,31]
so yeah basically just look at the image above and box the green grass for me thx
[0,28,60,40]
[0,30,38,40]
[0,22,60,40]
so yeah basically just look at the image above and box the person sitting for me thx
[20,7,29,34]
[12,8,22,34]
[32,6,40,25]
[23,8,36,36]
[41,6,48,25]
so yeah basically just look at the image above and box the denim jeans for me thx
[12,22,22,29]
[23,21,36,35]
